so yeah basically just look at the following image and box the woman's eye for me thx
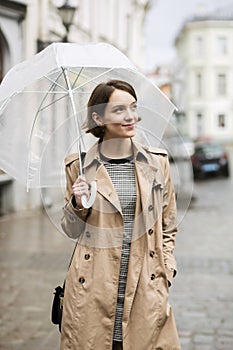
[113,107,124,113]
[131,104,137,111]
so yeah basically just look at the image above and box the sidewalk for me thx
[1,198,233,349]
[0,209,74,350]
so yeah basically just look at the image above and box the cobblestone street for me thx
[170,169,233,350]
[0,171,233,349]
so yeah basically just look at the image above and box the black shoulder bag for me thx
[51,241,77,332]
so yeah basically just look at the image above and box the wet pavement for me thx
[1,170,233,349]
[0,208,74,350]
[172,172,233,350]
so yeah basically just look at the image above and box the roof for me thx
[187,2,233,23]
[175,4,233,44]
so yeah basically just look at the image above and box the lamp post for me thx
[37,0,77,51]
[57,0,77,42]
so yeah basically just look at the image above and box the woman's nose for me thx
[125,107,136,120]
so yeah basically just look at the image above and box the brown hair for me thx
[83,80,137,138]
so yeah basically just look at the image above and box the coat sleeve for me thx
[161,154,178,286]
[61,154,90,239]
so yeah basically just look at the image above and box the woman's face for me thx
[99,88,139,140]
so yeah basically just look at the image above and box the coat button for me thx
[148,228,153,235]
[151,274,155,280]
[84,254,90,260]
[150,250,155,258]
[85,231,91,238]
[79,277,85,284]
[148,205,153,211]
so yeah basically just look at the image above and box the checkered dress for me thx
[101,155,136,342]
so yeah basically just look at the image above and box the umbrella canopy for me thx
[0,42,176,191]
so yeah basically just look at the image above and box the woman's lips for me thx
[122,123,135,129]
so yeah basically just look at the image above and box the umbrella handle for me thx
[81,180,97,209]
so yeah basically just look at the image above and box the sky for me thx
[143,0,233,72]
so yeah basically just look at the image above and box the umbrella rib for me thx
[0,98,10,114]
[23,90,68,94]
[24,70,66,94]
[34,73,65,114]
[44,74,68,91]
[70,67,84,89]
[38,94,67,113]
[72,68,114,92]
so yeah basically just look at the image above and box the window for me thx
[216,36,227,55]
[196,36,204,56]
[196,73,202,97]
[196,113,203,135]
[218,114,226,128]
[217,74,227,95]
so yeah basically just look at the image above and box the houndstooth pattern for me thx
[103,160,136,342]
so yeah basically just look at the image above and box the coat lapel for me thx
[135,158,163,210]
[95,163,122,214]
[84,156,122,215]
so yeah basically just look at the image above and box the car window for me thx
[195,144,223,154]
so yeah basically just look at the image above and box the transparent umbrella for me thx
[0,42,176,208]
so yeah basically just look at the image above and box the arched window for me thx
[0,30,9,83]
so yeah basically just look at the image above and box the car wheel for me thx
[222,164,230,178]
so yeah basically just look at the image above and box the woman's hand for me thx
[72,176,91,208]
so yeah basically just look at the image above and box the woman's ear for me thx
[92,112,104,127]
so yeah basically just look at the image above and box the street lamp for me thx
[37,1,77,51]
[57,0,77,42]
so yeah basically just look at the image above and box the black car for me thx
[191,142,230,179]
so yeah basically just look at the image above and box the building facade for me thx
[0,0,150,214]
[174,11,233,142]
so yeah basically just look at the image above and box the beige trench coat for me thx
[60,141,180,350]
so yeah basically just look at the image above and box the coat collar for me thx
[83,139,158,170]
[83,139,163,215]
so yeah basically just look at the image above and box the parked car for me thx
[191,142,230,179]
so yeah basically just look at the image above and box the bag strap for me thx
[62,239,77,289]
[63,152,86,288]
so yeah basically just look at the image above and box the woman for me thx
[60,80,180,350]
